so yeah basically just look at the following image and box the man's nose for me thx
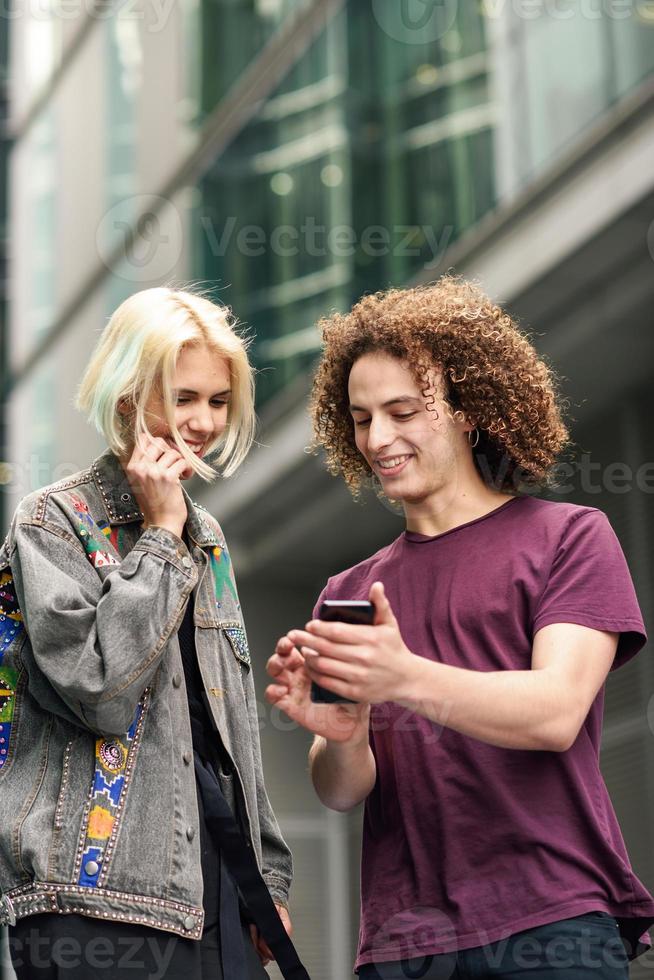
[367,415,394,453]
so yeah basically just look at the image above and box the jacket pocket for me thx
[222,625,251,671]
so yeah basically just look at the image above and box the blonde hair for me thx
[75,287,255,481]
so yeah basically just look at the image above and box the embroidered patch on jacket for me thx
[70,494,94,529]
[78,700,144,888]
[78,527,120,569]
[96,520,113,541]
[224,626,251,668]
[0,570,24,657]
[209,546,238,610]
[0,665,18,769]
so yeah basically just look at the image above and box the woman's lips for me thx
[166,437,204,457]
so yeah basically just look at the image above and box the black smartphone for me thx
[310,600,375,704]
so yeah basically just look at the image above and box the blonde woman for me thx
[0,288,304,979]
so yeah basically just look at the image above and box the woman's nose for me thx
[189,404,215,435]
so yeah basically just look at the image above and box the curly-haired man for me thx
[266,276,654,979]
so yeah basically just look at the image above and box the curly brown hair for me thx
[310,275,570,496]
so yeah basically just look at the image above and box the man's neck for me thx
[403,487,515,538]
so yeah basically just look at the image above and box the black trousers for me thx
[8,911,270,979]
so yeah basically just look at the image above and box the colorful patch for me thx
[209,546,238,609]
[0,571,24,656]
[78,527,120,569]
[0,666,18,769]
[70,494,94,529]
[87,805,115,840]
[224,626,251,668]
[95,521,125,555]
[98,739,127,773]
[108,527,125,553]
[78,701,143,887]
[0,666,18,721]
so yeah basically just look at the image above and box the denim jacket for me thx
[0,448,292,938]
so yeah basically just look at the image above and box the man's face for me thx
[348,351,469,506]
[138,343,232,480]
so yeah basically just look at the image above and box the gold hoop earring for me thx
[468,428,480,448]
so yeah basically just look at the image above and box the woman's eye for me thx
[395,412,416,420]
[354,419,371,428]
[175,399,228,407]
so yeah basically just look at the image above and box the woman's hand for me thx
[249,904,293,967]
[124,432,189,539]
[266,638,371,743]
[288,582,415,705]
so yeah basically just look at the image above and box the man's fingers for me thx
[264,683,289,704]
[275,635,298,656]
[289,629,362,660]
[304,653,361,685]
[267,654,284,677]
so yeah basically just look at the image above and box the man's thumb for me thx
[370,581,395,625]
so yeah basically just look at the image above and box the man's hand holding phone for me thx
[265,582,414,737]
[265,636,370,743]
[293,582,414,705]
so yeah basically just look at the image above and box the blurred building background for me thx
[1,1,654,977]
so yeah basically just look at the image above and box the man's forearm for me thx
[309,734,377,811]
[398,658,581,752]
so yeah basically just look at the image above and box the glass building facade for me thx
[192,1,654,407]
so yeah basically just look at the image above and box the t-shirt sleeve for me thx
[312,583,329,621]
[532,509,647,669]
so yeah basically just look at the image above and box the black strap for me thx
[194,751,311,980]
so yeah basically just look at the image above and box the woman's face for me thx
[129,343,232,480]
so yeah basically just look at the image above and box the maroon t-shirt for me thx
[315,496,654,970]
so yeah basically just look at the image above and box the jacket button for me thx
[181,556,192,568]
[186,826,195,841]
[184,916,196,930]
[183,751,192,765]
[85,860,100,876]
[172,674,182,688]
